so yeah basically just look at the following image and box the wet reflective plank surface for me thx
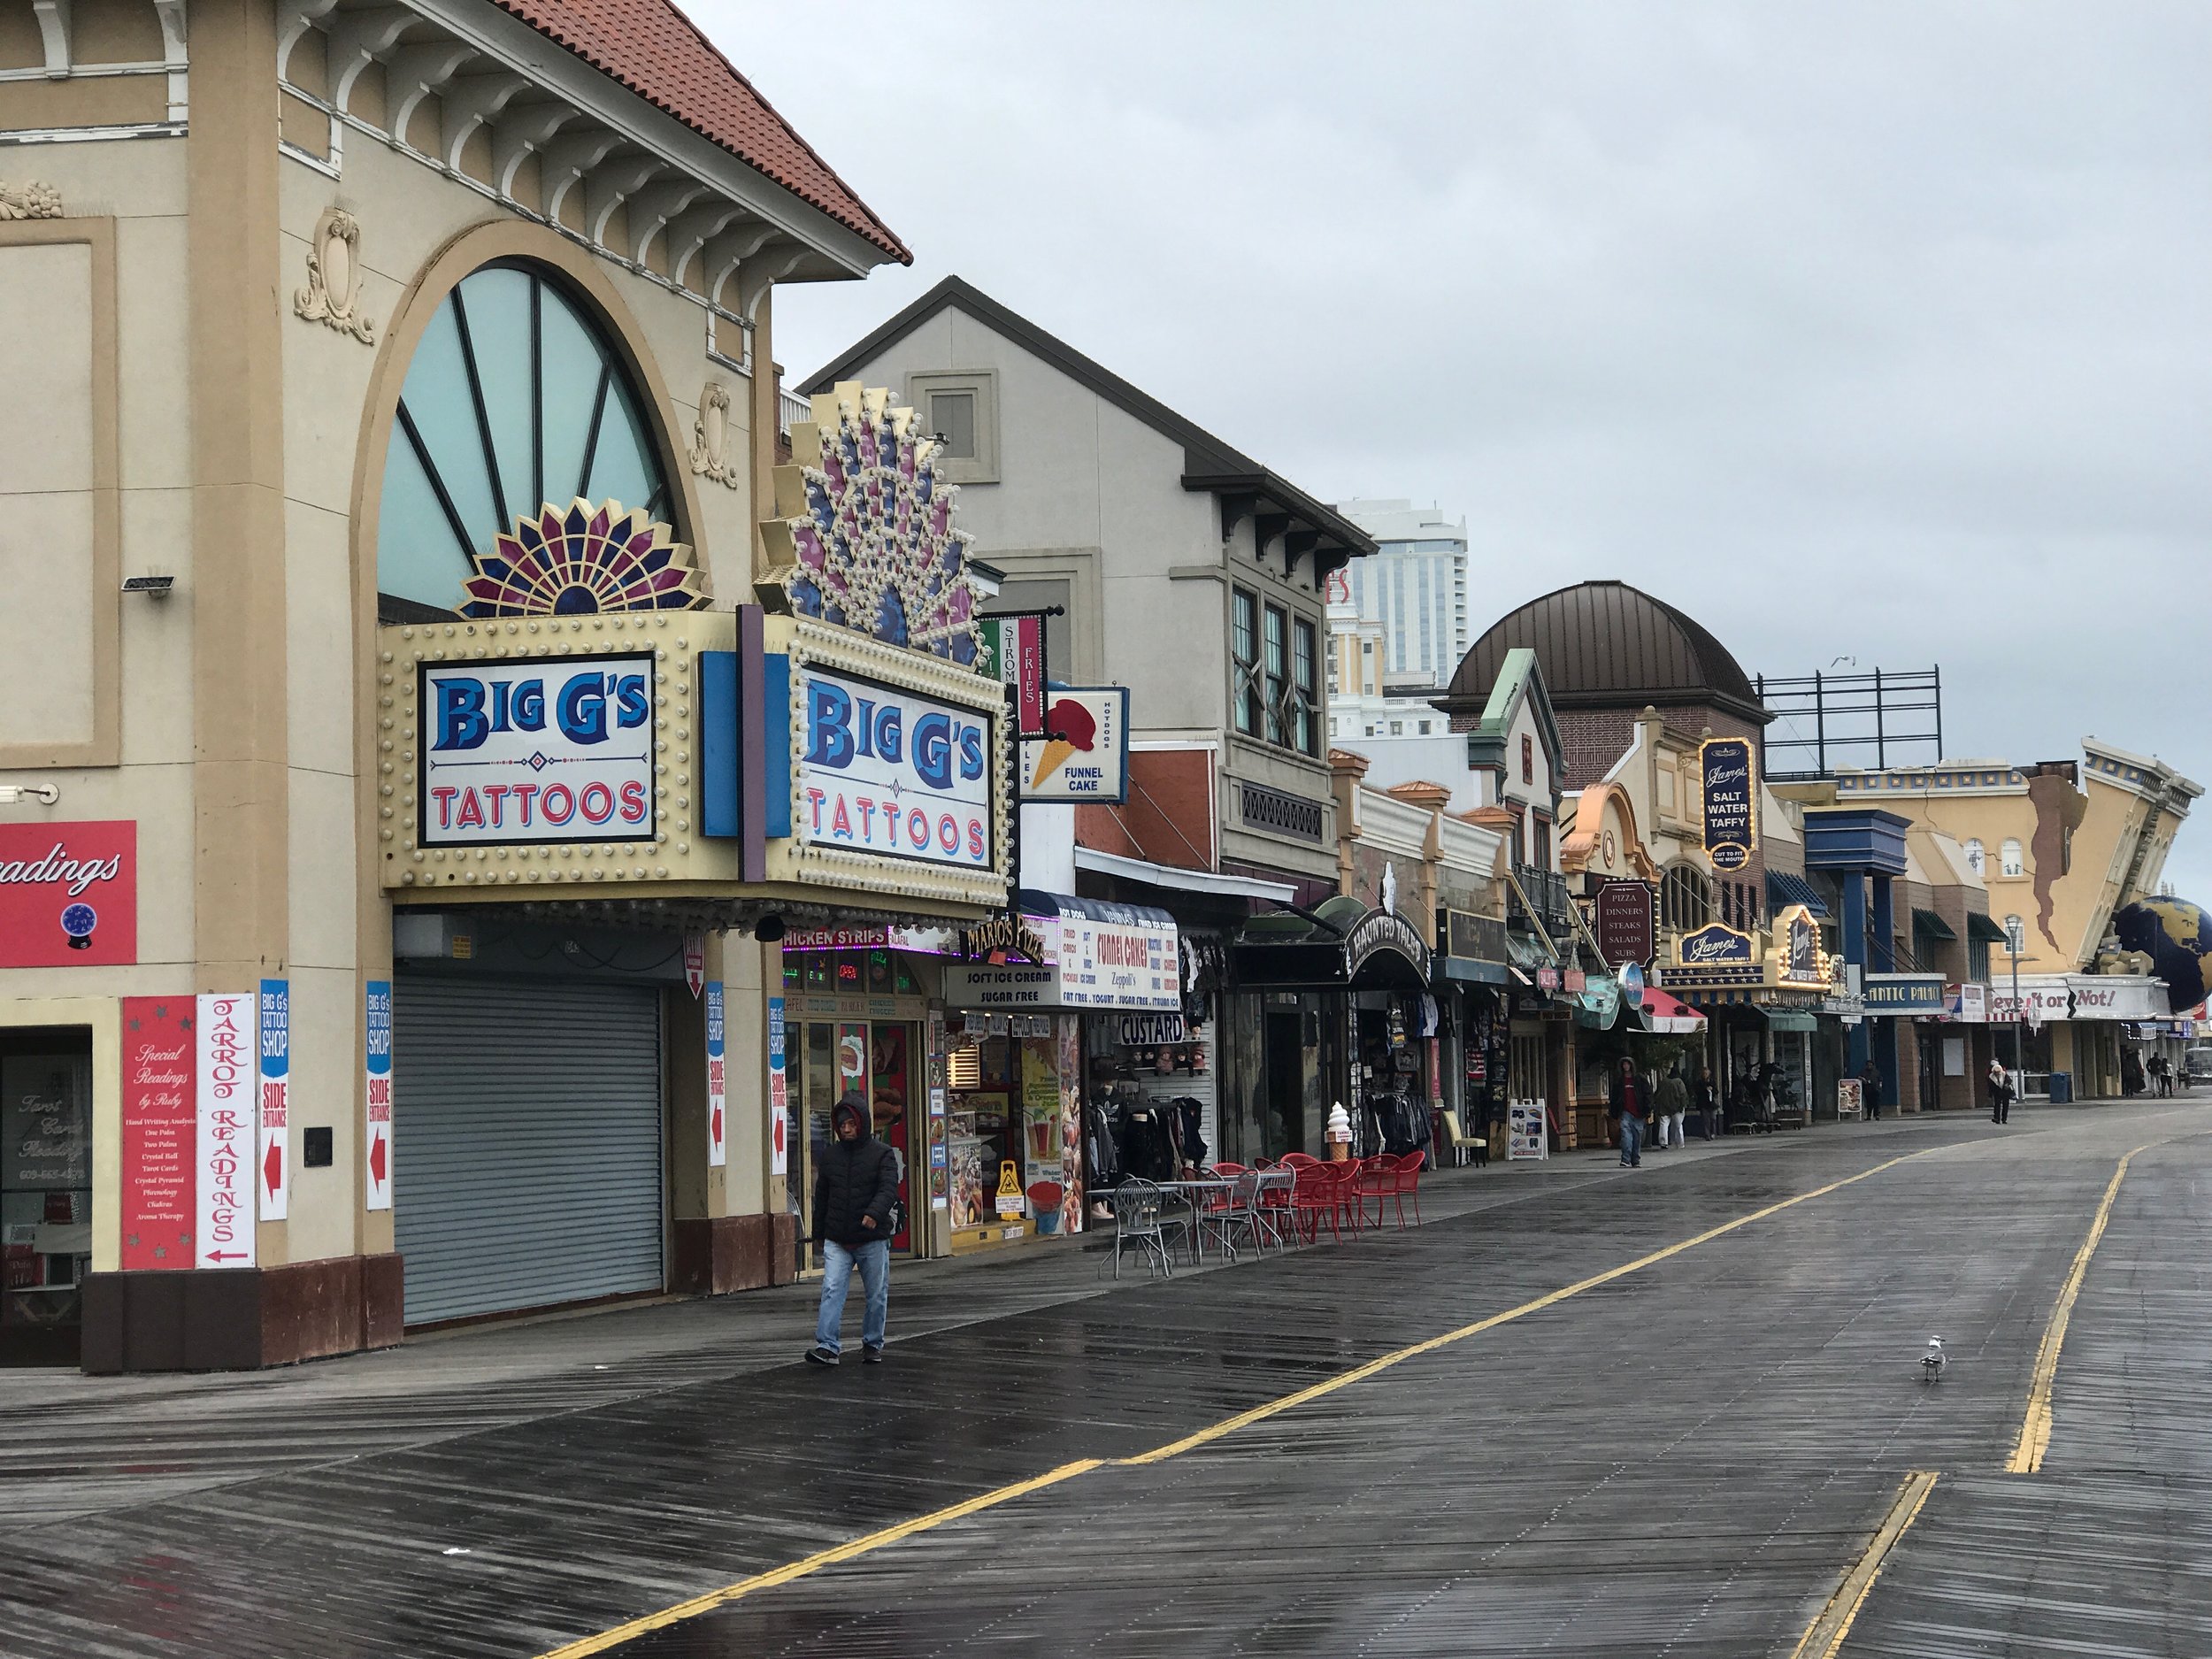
[4,1102,2206,1658]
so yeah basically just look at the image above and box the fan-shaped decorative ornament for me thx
[459,499,707,618]
[763,386,982,664]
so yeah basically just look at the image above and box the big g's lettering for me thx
[419,653,656,846]
[795,666,992,869]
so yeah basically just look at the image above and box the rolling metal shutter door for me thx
[393,976,664,1325]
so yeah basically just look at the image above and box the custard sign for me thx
[795,665,993,870]
[419,654,656,846]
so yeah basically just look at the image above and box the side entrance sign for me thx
[705,981,727,1169]
[257,978,290,1221]
[364,979,393,1210]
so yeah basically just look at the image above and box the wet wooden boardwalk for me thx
[3,1102,2206,1658]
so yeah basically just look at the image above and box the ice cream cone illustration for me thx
[1030,697,1097,789]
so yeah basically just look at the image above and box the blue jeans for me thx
[815,1238,889,1355]
[1619,1113,1643,1165]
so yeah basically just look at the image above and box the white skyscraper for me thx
[1331,500,1469,688]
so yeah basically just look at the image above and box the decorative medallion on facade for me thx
[761,383,982,665]
[0,181,62,219]
[689,382,741,489]
[294,206,377,344]
[460,500,707,618]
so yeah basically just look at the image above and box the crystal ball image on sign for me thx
[419,653,656,846]
[796,665,992,869]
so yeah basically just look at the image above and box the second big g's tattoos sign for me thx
[795,665,992,870]
[420,653,655,846]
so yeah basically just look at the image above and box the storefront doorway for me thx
[1,1027,92,1366]
[785,1018,919,1269]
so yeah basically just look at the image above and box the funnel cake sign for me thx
[0,820,136,966]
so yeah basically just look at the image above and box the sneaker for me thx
[804,1346,839,1366]
[861,1345,885,1364]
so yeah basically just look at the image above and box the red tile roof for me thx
[488,0,910,264]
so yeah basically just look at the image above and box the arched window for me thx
[377,264,673,614]
[1962,838,1985,877]
[1661,863,1711,931]
[2000,838,2025,878]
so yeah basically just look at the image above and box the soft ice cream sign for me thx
[419,653,655,846]
[795,665,992,869]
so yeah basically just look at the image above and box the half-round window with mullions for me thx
[375,262,698,618]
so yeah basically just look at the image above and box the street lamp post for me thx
[2009,933,2024,1089]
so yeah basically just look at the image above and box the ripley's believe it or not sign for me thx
[379,385,1011,910]
[1699,736,1757,872]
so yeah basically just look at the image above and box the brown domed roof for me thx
[1441,580,1767,724]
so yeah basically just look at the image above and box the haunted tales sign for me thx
[1699,737,1757,872]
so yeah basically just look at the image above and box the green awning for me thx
[1965,911,2010,944]
[1763,1009,1819,1033]
[1912,908,1956,941]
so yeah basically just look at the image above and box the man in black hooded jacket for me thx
[806,1093,901,1365]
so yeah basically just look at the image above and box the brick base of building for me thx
[81,1252,405,1373]
[671,1213,799,1296]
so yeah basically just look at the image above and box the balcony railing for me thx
[780,385,814,438]
[1508,864,1574,945]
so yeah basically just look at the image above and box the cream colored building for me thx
[0,0,1034,1371]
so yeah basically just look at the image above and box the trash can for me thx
[2048,1071,2072,1104]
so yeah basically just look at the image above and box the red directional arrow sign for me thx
[368,1132,388,1187]
[262,1138,283,1201]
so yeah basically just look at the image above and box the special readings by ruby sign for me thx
[0,820,137,967]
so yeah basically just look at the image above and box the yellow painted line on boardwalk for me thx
[2007,1143,2147,1475]
[537,1458,1104,1657]
[540,1151,1925,1658]
[1788,1470,1939,1659]
[1119,1151,1924,1464]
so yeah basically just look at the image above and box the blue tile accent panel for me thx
[698,649,738,838]
[1801,807,1911,875]
[763,652,791,839]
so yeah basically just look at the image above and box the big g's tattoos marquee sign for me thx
[796,664,992,870]
[420,653,655,845]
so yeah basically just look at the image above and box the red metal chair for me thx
[1392,1149,1426,1228]
[1288,1160,1344,1244]
[1353,1155,1399,1230]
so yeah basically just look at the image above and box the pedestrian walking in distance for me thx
[806,1093,900,1366]
[1987,1056,2013,1125]
[1610,1057,1647,1169]
[1655,1065,1690,1150]
[1694,1064,1719,1141]
[1860,1057,1884,1122]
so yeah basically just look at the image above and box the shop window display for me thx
[3,1043,92,1342]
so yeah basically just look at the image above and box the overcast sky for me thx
[712,2,2212,900]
